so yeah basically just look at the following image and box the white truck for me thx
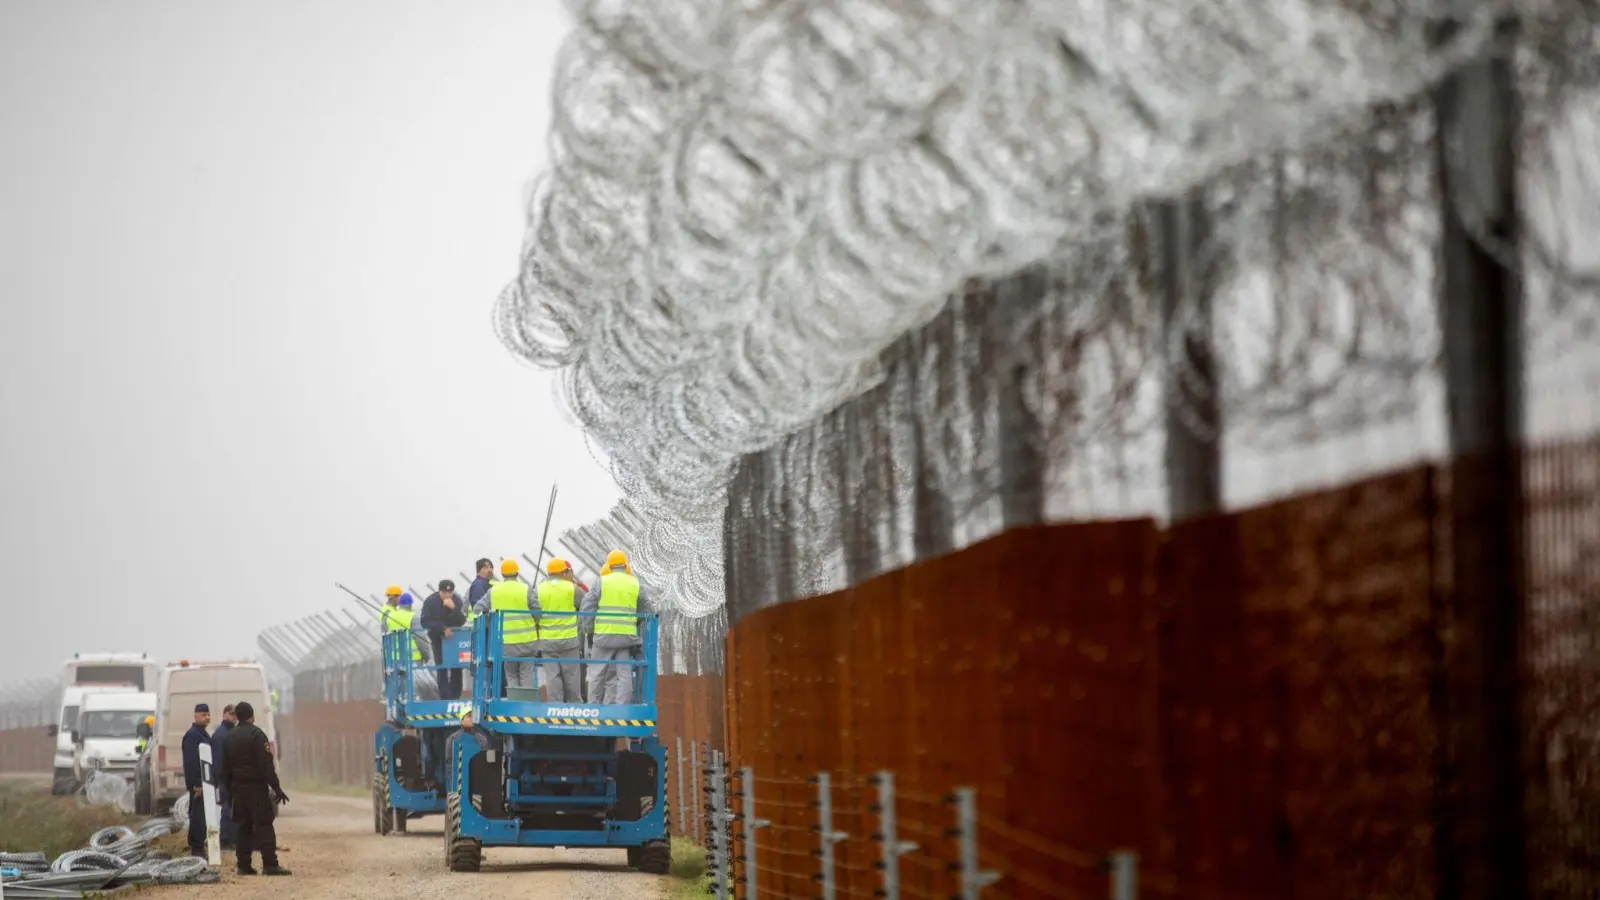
[49,653,162,795]
[71,691,157,787]
[135,660,276,815]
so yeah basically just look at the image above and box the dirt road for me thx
[160,793,667,900]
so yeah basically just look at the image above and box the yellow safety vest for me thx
[535,580,579,642]
[488,580,539,645]
[383,607,423,661]
[594,572,641,637]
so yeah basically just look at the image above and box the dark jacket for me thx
[419,591,466,633]
[220,722,282,794]
[181,722,209,791]
[209,721,233,793]
[467,576,491,608]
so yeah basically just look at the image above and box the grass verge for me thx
[0,780,167,859]
[669,837,711,900]
[285,775,370,799]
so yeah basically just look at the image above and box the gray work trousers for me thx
[587,636,640,705]
[538,638,583,703]
[503,640,540,691]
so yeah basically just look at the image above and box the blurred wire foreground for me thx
[489,1,1599,897]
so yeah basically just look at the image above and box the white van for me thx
[72,691,157,786]
[50,685,128,794]
[49,654,162,795]
[135,661,275,815]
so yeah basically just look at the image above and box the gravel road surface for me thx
[160,793,667,900]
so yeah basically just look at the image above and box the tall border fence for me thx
[0,678,59,774]
[723,441,1600,900]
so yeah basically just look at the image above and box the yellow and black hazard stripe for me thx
[406,714,458,721]
[483,716,656,727]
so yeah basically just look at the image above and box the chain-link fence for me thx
[495,2,1599,898]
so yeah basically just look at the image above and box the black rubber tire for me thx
[372,774,385,835]
[637,840,671,875]
[446,793,481,873]
[393,808,408,834]
[378,772,393,836]
[51,768,77,796]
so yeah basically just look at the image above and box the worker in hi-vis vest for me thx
[473,559,540,693]
[536,559,583,702]
[383,592,425,662]
[580,550,648,705]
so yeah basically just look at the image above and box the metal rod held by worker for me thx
[335,582,429,639]
[533,483,558,575]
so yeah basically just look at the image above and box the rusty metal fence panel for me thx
[1525,437,1600,896]
[727,454,1600,899]
[728,519,1163,900]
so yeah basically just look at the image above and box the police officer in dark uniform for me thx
[180,703,211,857]
[219,701,292,876]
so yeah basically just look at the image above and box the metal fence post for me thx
[741,767,770,900]
[874,771,917,900]
[951,787,1000,900]
[705,753,730,900]
[815,772,846,900]
[692,741,702,844]
[1107,851,1137,900]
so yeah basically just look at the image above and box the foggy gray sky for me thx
[0,2,618,682]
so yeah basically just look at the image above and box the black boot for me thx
[236,865,258,876]
[262,865,292,876]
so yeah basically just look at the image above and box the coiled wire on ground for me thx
[49,849,127,873]
[2,807,215,889]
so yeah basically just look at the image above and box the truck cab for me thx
[71,691,157,787]
[136,660,275,815]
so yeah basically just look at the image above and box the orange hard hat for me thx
[546,558,570,575]
[385,585,402,597]
[501,558,519,577]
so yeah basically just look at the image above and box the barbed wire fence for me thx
[0,678,60,731]
[494,1,1600,896]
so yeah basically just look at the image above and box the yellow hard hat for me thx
[385,585,402,597]
[143,715,154,726]
[501,558,519,576]
[458,704,474,722]
[546,558,570,575]
[603,550,629,574]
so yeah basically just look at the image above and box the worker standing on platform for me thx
[536,559,583,702]
[467,558,494,609]
[421,580,466,700]
[582,550,648,705]
[386,593,428,663]
[474,559,540,694]
[380,585,403,633]
[220,701,291,877]
[181,703,211,858]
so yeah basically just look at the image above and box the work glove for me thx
[272,788,290,806]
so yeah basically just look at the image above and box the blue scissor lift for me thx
[373,624,474,835]
[444,609,671,873]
